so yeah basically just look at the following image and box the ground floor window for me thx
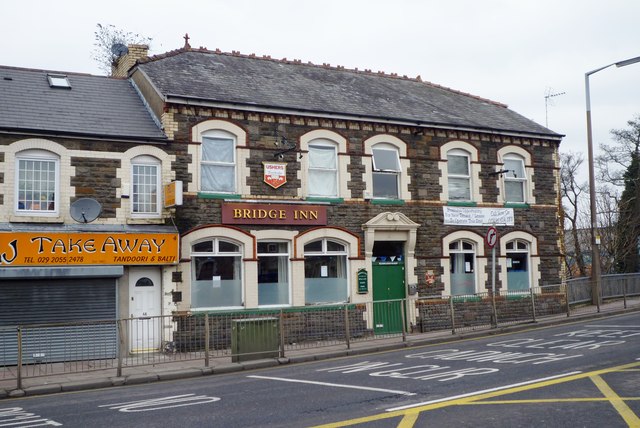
[304,239,348,304]
[191,239,242,309]
[506,239,530,290]
[449,239,475,295]
[258,241,290,306]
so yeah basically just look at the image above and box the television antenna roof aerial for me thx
[544,88,566,128]
[70,198,102,223]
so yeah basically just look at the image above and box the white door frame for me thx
[128,267,162,352]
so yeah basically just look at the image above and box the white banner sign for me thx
[443,206,514,226]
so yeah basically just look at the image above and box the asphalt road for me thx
[2,312,639,427]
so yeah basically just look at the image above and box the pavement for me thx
[1,300,639,400]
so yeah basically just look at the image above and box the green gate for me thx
[372,260,405,334]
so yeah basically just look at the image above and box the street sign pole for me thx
[486,226,498,327]
[491,245,497,327]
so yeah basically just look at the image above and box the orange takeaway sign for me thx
[0,232,179,267]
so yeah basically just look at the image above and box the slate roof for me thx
[137,49,561,139]
[0,66,166,142]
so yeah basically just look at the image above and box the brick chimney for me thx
[111,44,149,78]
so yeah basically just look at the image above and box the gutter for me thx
[0,129,168,145]
[164,94,564,141]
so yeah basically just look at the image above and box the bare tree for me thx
[596,186,619,273]
[596,115,640,186]
[92,24,152,75]
[594,115,640,273]
[560,151,589,277]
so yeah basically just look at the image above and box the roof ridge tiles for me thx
[137,46,507,108]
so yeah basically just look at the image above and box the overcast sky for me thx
[3,0,639,183]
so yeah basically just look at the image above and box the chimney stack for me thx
[111,44,149,78]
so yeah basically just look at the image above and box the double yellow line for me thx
[314,361,640,427]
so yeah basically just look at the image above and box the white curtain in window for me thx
[203,137,234,162]
[309,145,337,196]
[201,137,235,192]
[202,164,235,192]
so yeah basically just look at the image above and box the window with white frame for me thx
[503,154,527,203]
[16,150,59,214]
[308,140,338,197]
[201,130,236,193]
[372,144,401,199]
[506,239,530,290]
[257,241,290,306]
[191,239,243,309]
[449,239,476,295]
[131,155,160,216]
[304,239,348,304]
[447,149,471,201]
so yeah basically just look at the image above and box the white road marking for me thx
[247,375,416,396]
[585,325,640,328]
[99,394,220,412]
[385,371,582,411]
[0,407,62,427]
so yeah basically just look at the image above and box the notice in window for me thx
[212,276,221,288]
[321,266,328,277]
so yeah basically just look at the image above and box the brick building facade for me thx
[0,65,179,358]
[119,42,564,333]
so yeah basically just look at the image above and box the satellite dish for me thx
[70,198,102,223]
[111,43,129,57]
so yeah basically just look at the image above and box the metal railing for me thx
[2,273,639,391]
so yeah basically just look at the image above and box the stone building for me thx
[0,65,179,358]
[122,40,564,334]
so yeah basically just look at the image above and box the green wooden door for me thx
[372,261,405,334]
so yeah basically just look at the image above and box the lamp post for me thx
[585,55,640,308]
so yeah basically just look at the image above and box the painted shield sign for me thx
[263,162,287,189]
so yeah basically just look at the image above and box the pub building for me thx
[0,64,179,359]
[115,37,564,335]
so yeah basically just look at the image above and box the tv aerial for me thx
[70,198,102,223]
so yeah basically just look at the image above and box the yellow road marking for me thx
[472,398,640,404]
[591,374,640,427]
[311,361,640,428]
[396,411,419,428]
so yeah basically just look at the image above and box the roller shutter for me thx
[0,278,117,365]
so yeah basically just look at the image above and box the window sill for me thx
[305,196,344,204]
[504,202,530,208]
[371,198,405,205]
[9,215,64,223]
[198,192,241,200]
[127,217,165,225]
[446,201,477,207]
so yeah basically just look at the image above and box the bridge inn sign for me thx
[222,202,328,225]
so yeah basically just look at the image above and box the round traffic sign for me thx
[486,226,498,248]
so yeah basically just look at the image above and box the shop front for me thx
[0,227,179,362]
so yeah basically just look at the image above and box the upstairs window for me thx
[372,144,401,199]
[308,141,338,197]
[16,150,59,214]
[201,130,236,193]
[503,155,527,203]
[131,155,160,216]
[447,149,471,201]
